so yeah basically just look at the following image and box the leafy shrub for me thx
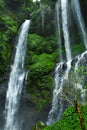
[0,14,18,75]
[43,105,87,130]
[25,34,58,111]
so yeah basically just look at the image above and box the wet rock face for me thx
[79,53,87,65]
[18,102,38,130]
[65,51,87,75]
[0,81,50,130]
[18,94,50,130]
[55,52,87,76]
[0,81,7,129]
[0,94,50,130]
[0,64,50,130]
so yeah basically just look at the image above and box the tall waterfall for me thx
[72,0,87,103]
[61,0,72,78]
[47,0,72,125]
[72,0,87,49]
[55,0,62,61]
[47,0,87,126]
[4,20,30,130]
[74,51,87,103]
[61,0,71,61]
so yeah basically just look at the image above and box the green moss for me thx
[42,105,87,130]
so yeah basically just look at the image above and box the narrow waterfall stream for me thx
[61,0,72,61]
[47,0,72,125]
[4,20,30,130]
[72,0,87,49]
[61,0,72,79]
[47,0,87,126]
[73,0,87,103]
[56,0,62,61]
[46,63,64,125]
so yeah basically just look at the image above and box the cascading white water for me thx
[71,0,87,103]
[47,0,87,125]
[4,20,30,130]
[47,0,72,125]
[46,62,64,125]
[61,0,72,61]
[61,0,72,78]
[72,0,87,103]
[72,0,87,49]
[74,51,87,103]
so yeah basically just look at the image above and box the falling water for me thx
[47,0,72,125]
[61,0,72,78]
[72,0,87,103]
[4,20,30,130]
[61,0,72,61]
[72,0,87,49]
[74,51,87,103]
[72,0,87,102]
[55,0,63,61]
[46,62,64,125]
[72,0,87,101]
[47,0,87,125]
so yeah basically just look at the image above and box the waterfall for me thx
[71,0,87,49]
[72,0,87,103]
[55,0,63,61]
[61,0,72,78]
[47,0,72,125]
[61,0,72,61]
[4,20,30,130]
[47,0,87,126]
[74,51,87,103]
[46,63,64,125]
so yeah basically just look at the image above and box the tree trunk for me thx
[74,100,85,130]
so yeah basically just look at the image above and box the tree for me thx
[57,67,87,130]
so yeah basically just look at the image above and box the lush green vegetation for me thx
[0,0,57,110]
[0,0,87,115]
[0,0,18,75]
[25,34,58,110]
[42,105,87,130]
[30,0,55,36]
[0,0,56,75]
